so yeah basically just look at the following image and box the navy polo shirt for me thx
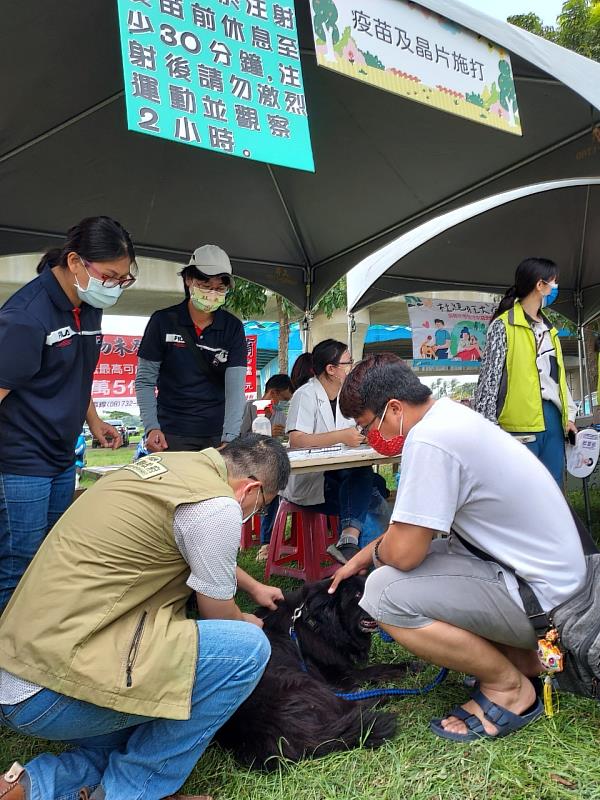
[138,301,247,437]
[0,268,102,477]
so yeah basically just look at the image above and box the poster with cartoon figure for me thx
[406,296,496,368]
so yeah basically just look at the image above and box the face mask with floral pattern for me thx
[191,287,227,313]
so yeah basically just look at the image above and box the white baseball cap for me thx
[188,245,233,284]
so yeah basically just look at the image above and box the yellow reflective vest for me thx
[497,302,569,433]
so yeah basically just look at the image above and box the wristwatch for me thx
[373,538,386,568]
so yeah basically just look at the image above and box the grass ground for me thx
[2,464,600,798]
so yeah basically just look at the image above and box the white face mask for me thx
[241,486,261,524]
[75,274,123,309]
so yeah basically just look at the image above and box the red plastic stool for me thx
[265,500,339,582]
[241,515,261,549]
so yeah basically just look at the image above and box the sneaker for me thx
[327,542,360,565]
[0,762,25,799]
[255,544,270,562]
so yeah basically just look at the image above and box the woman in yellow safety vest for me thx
[475,257,577,485]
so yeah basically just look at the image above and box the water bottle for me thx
[252,400,272,436]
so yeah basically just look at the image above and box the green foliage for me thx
[314,277,347,318]
[545,309,578,334]
[312,0,340,45]
[466,92,484,107]
[224,277,267,320]
[362,50,385,69]
[509,0,600,60]
[507,12,558,39]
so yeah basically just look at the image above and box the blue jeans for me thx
[308,467,375,533]
[0,619,270,800]
[513,400,565,485]
[0,466,76,609]
[260,496,279,545]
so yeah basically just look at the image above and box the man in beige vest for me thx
[0,434,290,800]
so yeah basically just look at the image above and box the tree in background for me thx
[226,276,347,375]
[508,0,600,60]
[312,0,340,61]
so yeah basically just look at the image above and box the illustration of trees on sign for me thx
[498,60,517,126]
[313,0,340,62]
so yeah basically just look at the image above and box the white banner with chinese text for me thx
[310,0,521,135]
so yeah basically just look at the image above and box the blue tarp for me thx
[243,322,412,352]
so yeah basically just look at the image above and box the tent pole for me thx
[347,312,355,360]
[576,311,592,528]
[301,314,311,354]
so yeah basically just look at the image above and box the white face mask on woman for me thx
[75,274,123,309]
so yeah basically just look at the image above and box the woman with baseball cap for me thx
[136,245,248,452]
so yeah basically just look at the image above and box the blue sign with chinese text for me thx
[117,0,314,171]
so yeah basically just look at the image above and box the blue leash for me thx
[335,665,449,701]
[289,607,448,700]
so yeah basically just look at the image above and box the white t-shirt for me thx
[392,398,586,612]
[284,377,355,505]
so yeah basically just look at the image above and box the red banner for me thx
[245,335,258,397]
[92,334,141,410]
[92,333,259,409]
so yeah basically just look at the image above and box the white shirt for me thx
[0,496,242,706]
[392,398,586,612]
[531,319,577,422]
[284,377,355,505]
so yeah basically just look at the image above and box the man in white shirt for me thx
[331,354,587,742]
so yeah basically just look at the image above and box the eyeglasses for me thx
[357,414,378,437]
[80,257,137,288]
[336,359,354,366]
[192,282,229,296]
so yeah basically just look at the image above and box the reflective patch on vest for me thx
[45,327,102,346]
[123,454,169,479]
[165,333,185,345]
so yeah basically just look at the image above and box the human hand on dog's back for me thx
[328,539,377,593]
[249,582,284,610]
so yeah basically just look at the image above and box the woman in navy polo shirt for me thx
[0,216,137,611]
[136,244,247,452]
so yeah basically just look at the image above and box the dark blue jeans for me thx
[0,620,269,800]
[0,465,75,609]
[512,400,565,485]
[308,467,375,533]
[260,496,280,545]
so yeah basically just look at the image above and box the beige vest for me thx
[0,449,234,720]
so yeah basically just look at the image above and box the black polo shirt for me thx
[0,268,102,476]
[138,301,247,437]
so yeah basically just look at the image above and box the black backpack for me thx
[549,553,600,699]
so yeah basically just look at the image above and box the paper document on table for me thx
[287,445,379,461]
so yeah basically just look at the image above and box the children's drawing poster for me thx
[406,296,496,368]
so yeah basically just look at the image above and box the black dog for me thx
[215,576,416,770]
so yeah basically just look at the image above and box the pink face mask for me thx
[366,401,405,457]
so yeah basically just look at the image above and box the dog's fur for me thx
[215,576,416,770]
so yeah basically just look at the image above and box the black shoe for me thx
[327,542,360,565]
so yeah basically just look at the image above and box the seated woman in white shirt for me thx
[284,339,375,562]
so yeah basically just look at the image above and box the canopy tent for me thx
[346,178,600,325]
[1,1,600,311]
